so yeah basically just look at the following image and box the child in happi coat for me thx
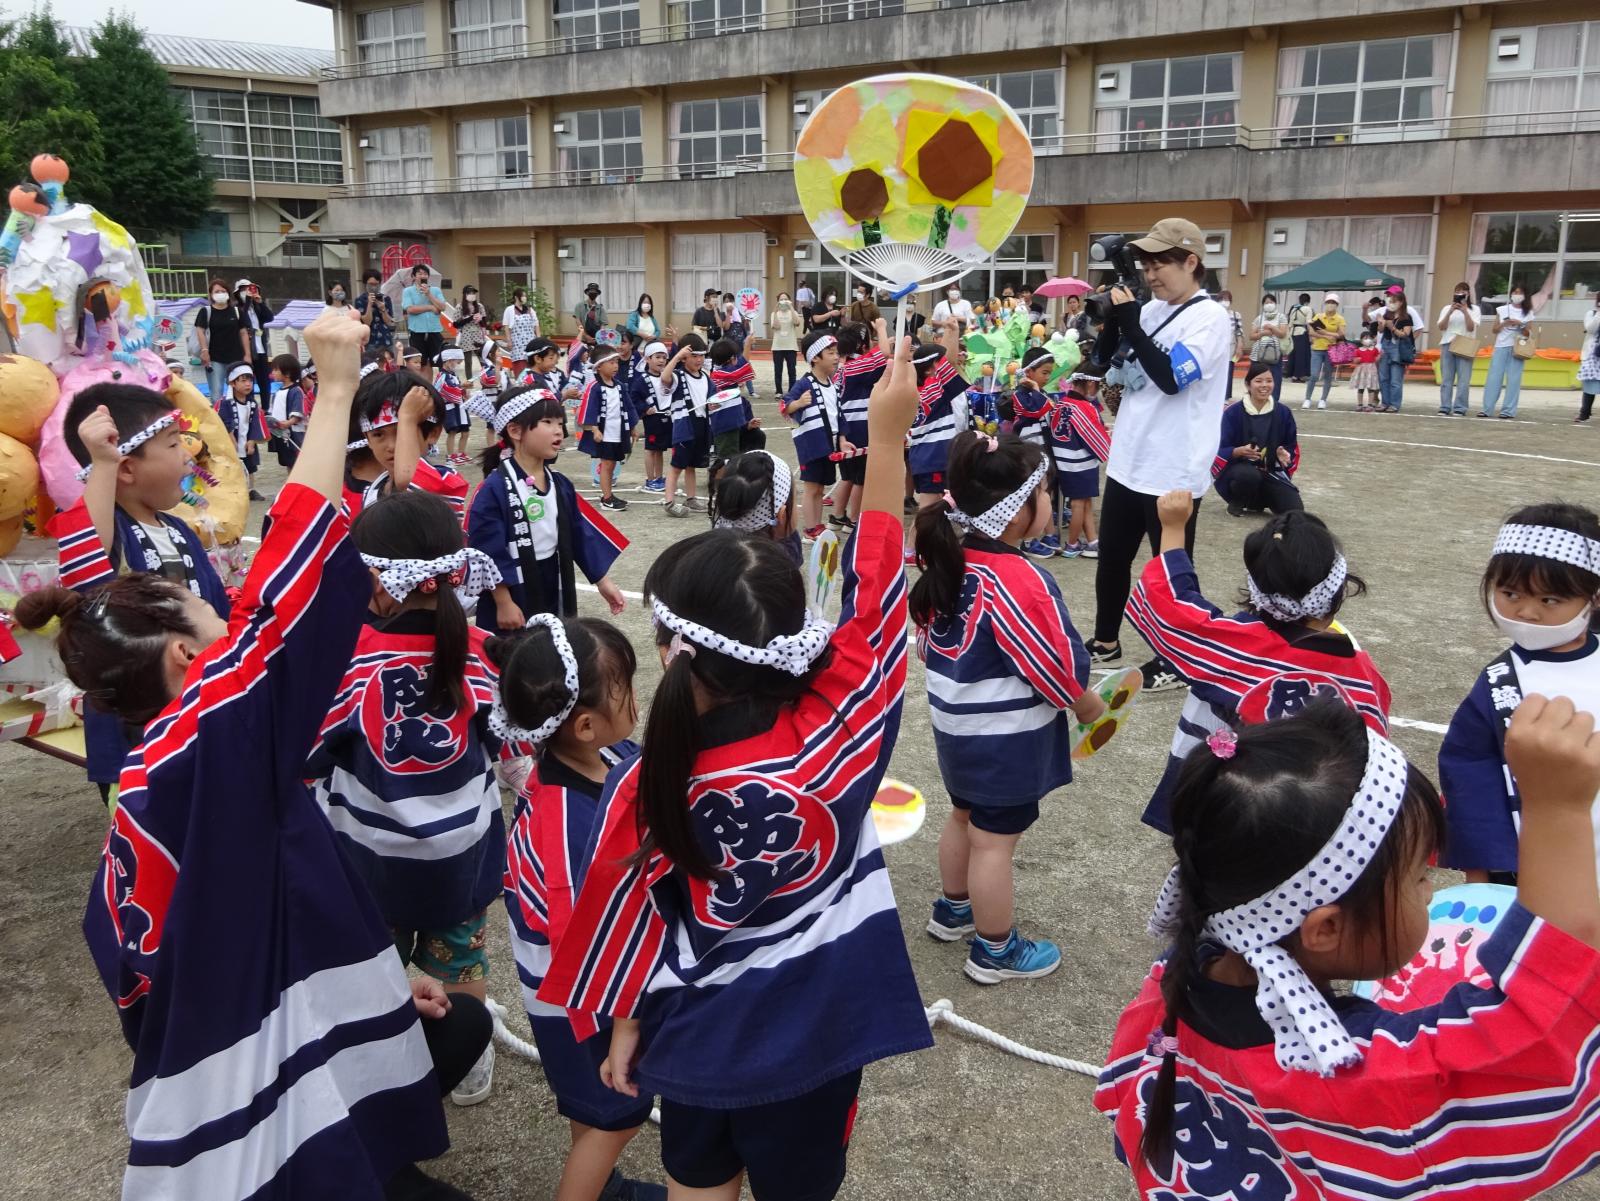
[355,367,470,523]
[268,352,307,470]
[437,345,471,466]
[1049,363,1111,558]
[1127,492,1391,834]
[307,488,515,1108]
[707,337,760,470]
[54,384,232,803]
[577,344,640,513]
[1440,503,1600,885]
[1097,696,1600,1201]
[479,338,503,403]
[631,340,672,494]
[906,323,971,559]
[537,338,932,1201]
[219,361,268,500]
[709,448,801,566]
[912,431,1105,983]
[466,387,628,630]
[18,309,490,1201]
[654,334,713,519]
[1009,346,1061,559]
[495,617,669,1201]
[525,337,571,399]
[782,329,847,539]
[828,318,889,533]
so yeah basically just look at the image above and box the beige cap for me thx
[1323,293,1341,304]
[1130,218,1205,255]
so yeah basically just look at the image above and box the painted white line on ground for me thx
[1297,431,1600,468]
[574,584,1454,736]
[242,535,260,544]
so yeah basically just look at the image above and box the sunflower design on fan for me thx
[795,73,1034,328]
[1070,666,1143,761]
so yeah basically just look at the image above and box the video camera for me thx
[1084,234,1147,323]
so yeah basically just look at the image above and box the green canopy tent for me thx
[1263,248,1404,291]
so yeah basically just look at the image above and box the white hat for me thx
[234,278,255,291]
[438,347,465,364]
[1322,293,1340,304]
[642,341,667,358]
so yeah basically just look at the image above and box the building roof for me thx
[63,27,332,80]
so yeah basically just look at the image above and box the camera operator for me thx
[1089,218,1233,693]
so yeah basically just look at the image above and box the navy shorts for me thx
[1057,468,1099,501]
[799,457,837,486]
[529,1015,653,1131]
[643,414,673,451]
[912,470,945,496]
[443,407,470,433]
[671,419,711,469]
[838,454,866,485]
[951,795,1040,835]
[660,1069,861,1200]
[593,439,628,462]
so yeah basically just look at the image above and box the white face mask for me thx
[948,292,960,302]
[1490,595,1594,652]
[641,302,651,313]
[1262,302,1276,314]
[779,299,791,308]
[1511,293,1525,304]
[1387,301,1400,311]
[212,292,228,303]
[1220,300,1232,311]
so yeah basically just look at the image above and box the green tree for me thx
[70,14,212,235]
[0,12,107,203]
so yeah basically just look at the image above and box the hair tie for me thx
[1146,1031,1180,1059]
[982,435,999,452]
[941,490,958,512]
[487,614,580,746]
[1206,727,1237,759]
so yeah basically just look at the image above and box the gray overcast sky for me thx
[23,0,335,49]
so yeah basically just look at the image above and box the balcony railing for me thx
[328,109,1598,202]
[320,0,1023,80]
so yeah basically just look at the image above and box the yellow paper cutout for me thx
[15,287,58,327]
[121,279,147,318]
[90,211,131,250]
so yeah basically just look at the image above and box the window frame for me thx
[559,235,646,317]
[454,115,531,187]
[1275,35,1449,146]
[670,95,765,180]
[668,0,763,39]
[354,4,427,65]
[964,70,1062,153]
[555,106,644,184]
[551,0,641,53]
[1467,209,1600,321]
[1484,22,1600,135]
[448,0,527,62]
[362,123,434,186]
[1093,53,1242,152]
[669,232,764,314]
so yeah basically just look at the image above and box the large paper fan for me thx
[795,73,1035,330]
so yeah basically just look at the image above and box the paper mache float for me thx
[0,155,250,759]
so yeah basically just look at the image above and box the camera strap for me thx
[1145,293,1209,342]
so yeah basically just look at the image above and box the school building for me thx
[302,0,1599,346]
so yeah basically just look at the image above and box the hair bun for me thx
[13,585,82,631]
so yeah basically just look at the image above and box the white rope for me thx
[484,994,1100,1121]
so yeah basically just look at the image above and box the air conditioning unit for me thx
[764,236,779,247]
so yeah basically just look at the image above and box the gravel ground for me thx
[2,380,1598,1201]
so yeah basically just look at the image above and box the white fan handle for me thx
[888,282,917,349]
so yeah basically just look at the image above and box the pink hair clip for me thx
[1207,727,1238,760]
[667,632,696,663]
[941,490,959,511]
[1146,1030,1179,1058]
[981,434,999,452]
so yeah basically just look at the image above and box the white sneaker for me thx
[1316,399,1327,409]
[451,1042,494,1107]
[1301,400,1312,409]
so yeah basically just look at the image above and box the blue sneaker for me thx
[644,477,666,493]
[1059,539,1084,559]
[1081,539,1099,559]
[1022,539,1055,559]
[927,896,975,942]
[964,929,1061,984]
[1041,532,1061,551]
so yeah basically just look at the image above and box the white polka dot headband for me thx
[714,451,792,533]
[359,362,381,379]
[346,437,369,452]
[1148,727,1409,1077]
[651,597,832,677]
[487,614,580,746]
[360,547,502,608]
[806,335,837,361]
[75,410,181,482]
[472,387,558,434]
[946,457,1047,540]
[1246,553,1348,622]
[590,349,622,369]
[1493,523,1600,577]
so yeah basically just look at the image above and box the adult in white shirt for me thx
[1577,293,1599,424]
[1480,283,1537,419]
[1089,217,1232,692]
[501,288,541,369]
[932,286,976,329]
[1435,280,1479,416]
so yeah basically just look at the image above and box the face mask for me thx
[1490,597,1593,652]
[1262,302,1276,314]
[641,302,651,313]
[331,290,345,301]
[1387,301,1399,312]
[779,299,791,308]
[1220,301,1232,311]
[1511,294,1525,304]
[212,292,228,303]
[948,292,960,301]
[464,293,476,302]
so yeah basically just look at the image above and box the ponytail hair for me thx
[909,431,1045,626]
[1239,510,1366,622]
[479,386,566,477]
[637,530,823,878]
[351,490,470,714]
[1139,700,1444,1167]
[14,576,201,727]
[486,616,637,738]
[709,450,789,536]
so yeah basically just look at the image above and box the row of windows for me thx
[174,87,343,185]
